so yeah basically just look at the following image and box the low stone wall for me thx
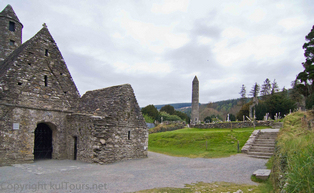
[193,121,274,129]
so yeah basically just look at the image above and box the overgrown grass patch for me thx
[272,111,314,192]
[148,126,268,158]
[134,182,261,193]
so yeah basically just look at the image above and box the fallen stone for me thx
[253,169,271,180]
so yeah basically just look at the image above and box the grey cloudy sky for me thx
[2,0,314,107]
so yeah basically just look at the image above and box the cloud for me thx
[151,0,189,14]
[1,0,314,107]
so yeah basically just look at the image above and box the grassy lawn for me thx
[148,126,269,158]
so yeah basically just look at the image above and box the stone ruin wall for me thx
[0,105,69,166]
[66,114,95,163]
[73,84,148,164]
[0,83,149,166]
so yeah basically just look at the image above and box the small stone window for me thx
[9,21,15,32]
[45,49,49,56]
[17,82,22,85]
[128,131,131,140]
[9,40,15,46]
[28,63,31,66]
[44,75,48,86]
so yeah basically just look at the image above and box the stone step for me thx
[249,148,274,153]
[249,155,272,159]
[258,134,278,136]
[259,132,278,136]
[248,152,274,157]
[254,140,276,144]
[256,137,277,140]
[255,138,276,142]
[253,142,276,146]
[252,144,275,149]
[251,145,275,149]
[257,136,277,139]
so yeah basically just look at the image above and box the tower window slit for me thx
[9,21,15,32]
[45,49,49,56]
[128,131,131,140]
[9,40,15,46]
[44,75,48,86]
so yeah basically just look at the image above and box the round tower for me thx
[191,76,199,125]
[0,4,23,62]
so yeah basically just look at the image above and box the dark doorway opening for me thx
[34,123,52,160]
[73,136,77,160]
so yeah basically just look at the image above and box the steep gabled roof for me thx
[0,27,48,77]
[0,4,22,25]
[0,25,80,109]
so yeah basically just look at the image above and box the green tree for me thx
[141,105,159,121]
[250,82,260,98]
[229,114,236,121]
[236,101,253,121]
[266,93,296,119]
[296,25,314,107]
[260,78,271,99]
[160,105,175,115]
[255,101,268,120]
[290,79,303,105]
[143,114,154,123]
[174,111,190,123]
[271,79,279,94]
[255,93,296,120]
[159,111,182,122]
[239,84,246,106]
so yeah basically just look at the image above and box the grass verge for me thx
[271,111,314,192]
[134,182,261,193]
[148,126,268,158]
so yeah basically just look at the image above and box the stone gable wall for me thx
[0,28,80,111]
[76,84,148,164]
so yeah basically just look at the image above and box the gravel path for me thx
[0,152,267,193]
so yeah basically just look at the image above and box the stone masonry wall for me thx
[66,113,96,163]
[194,121,274,129]
[0,104,69,166]
[0,5,23,62]
[77,84,148,164]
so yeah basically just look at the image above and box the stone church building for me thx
[0,5,148,166]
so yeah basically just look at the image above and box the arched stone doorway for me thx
[34,123,53,159]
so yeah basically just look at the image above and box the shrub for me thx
[143,114,154,123]
[159,111,182,122]
[149,123,185,134]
